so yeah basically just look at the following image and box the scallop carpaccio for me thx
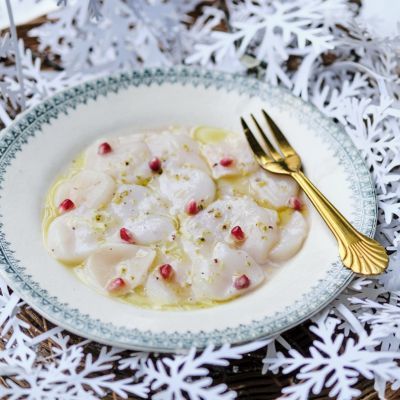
[43,126,308,309]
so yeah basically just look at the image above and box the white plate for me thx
[0,67,376,351]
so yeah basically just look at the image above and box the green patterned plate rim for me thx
[0,67,377,351]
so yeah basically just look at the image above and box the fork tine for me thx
[240,117,272,164]
[251,114,282,161]
[262,109,298,157]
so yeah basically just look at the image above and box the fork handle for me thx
[291,171,388,275]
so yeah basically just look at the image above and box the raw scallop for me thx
[146,130,210,172]
[158,166,216,215]
[249,170,299,209]
[270,211,308,262]
[85,135,153,184]
[145,272,179,304]
[110,184,170,220]
[86,244,156,291]
[113,215,176,245]
[47,208,112,264]
[54,170,115,209]
[200,134,258,179]
[191,243,265,301]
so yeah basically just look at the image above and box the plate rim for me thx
[0,66,377,351]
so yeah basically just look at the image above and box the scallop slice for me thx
[143,239,192,304]
[46,207,112,264]
[156,239,192,286]
[84,135,153,184]
[270,211,308,262]
[85,244,156,291]
[115,215,176,245]
[191,243,265,301]
[158,166,216,215]
[109,184,170,221]
[54,170,115,210]
[200,135,258,179]
[145,272,180,305]
[182,197,279,264]
[249,170,299,209]
[146,131,209,172]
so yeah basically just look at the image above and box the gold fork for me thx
[241,110,388,275]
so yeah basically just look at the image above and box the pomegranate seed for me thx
[107,277,126,293]
[289,196,302,211]
[149,157,162,172]
[98,142,112,155]
[120,227,135,244]
[58,198,75,213]
[231,226,245,241]
[220,157,234,167]
[159,264,173,280]
[186,199,199,215]
[234,274,251,290]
